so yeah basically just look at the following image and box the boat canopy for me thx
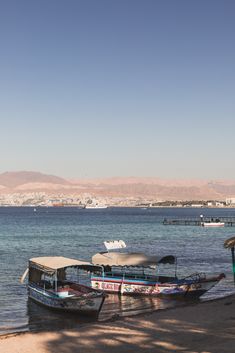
[92,252,175,267]
[29,256,101,273]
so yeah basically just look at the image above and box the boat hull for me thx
[91,275,223,298]
[28,285,105,315]
[85,206,108,209]
[202,222,225,227]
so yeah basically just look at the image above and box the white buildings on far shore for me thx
[226,197,235,206]
[0,192,235,207]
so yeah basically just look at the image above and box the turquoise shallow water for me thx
[0,207,234,334]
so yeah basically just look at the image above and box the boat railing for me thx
[103,271,176,283]
[30,280,102,299]
[179,272,206,283]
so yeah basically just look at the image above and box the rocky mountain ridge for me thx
[0,171,235,201]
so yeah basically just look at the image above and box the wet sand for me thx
[0,295,234,353]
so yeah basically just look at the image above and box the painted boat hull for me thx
[91,274,224,298]
[28,285,105,315]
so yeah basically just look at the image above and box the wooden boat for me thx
[21,256,106,316]
[91,241,225,298]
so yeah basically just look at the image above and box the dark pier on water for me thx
[163,216,235,226]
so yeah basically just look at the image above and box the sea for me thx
[0,206,234,335]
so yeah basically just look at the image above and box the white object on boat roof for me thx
[104,240,126,250]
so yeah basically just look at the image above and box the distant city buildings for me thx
[226,198,235,206]
[0,192,233,207]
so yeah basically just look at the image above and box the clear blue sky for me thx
[0,0,234,179]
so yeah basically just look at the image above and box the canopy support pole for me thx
[43,273,46,292]
[120,273,125,295]
[175,257,178,278]
[55,270,57,292]
[231,246,235,285]
[224,237,235,286]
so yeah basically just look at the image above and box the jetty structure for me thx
[163,215,235,226]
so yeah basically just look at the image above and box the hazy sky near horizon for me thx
[0,0,234,179]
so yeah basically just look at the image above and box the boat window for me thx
[101,262,176,280]
[65,267,91,287]
[110,266,157,277]
[29,268,44,284]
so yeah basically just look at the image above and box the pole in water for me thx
[200,214,204,226]
[224,236,235,285]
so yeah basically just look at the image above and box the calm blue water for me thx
[0,207,234,335]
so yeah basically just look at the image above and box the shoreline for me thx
[1,294,234,353]
[0,293,233,339]
[1,205,235,208]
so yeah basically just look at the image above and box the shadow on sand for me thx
[42,296,235,353]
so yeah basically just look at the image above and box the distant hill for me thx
[69,177,235,200]
[1,171,235,200]
[0,171,70,188]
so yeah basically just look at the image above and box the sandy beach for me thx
[0,295,234,353]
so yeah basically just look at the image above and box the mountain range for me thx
[0,171,235,201]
